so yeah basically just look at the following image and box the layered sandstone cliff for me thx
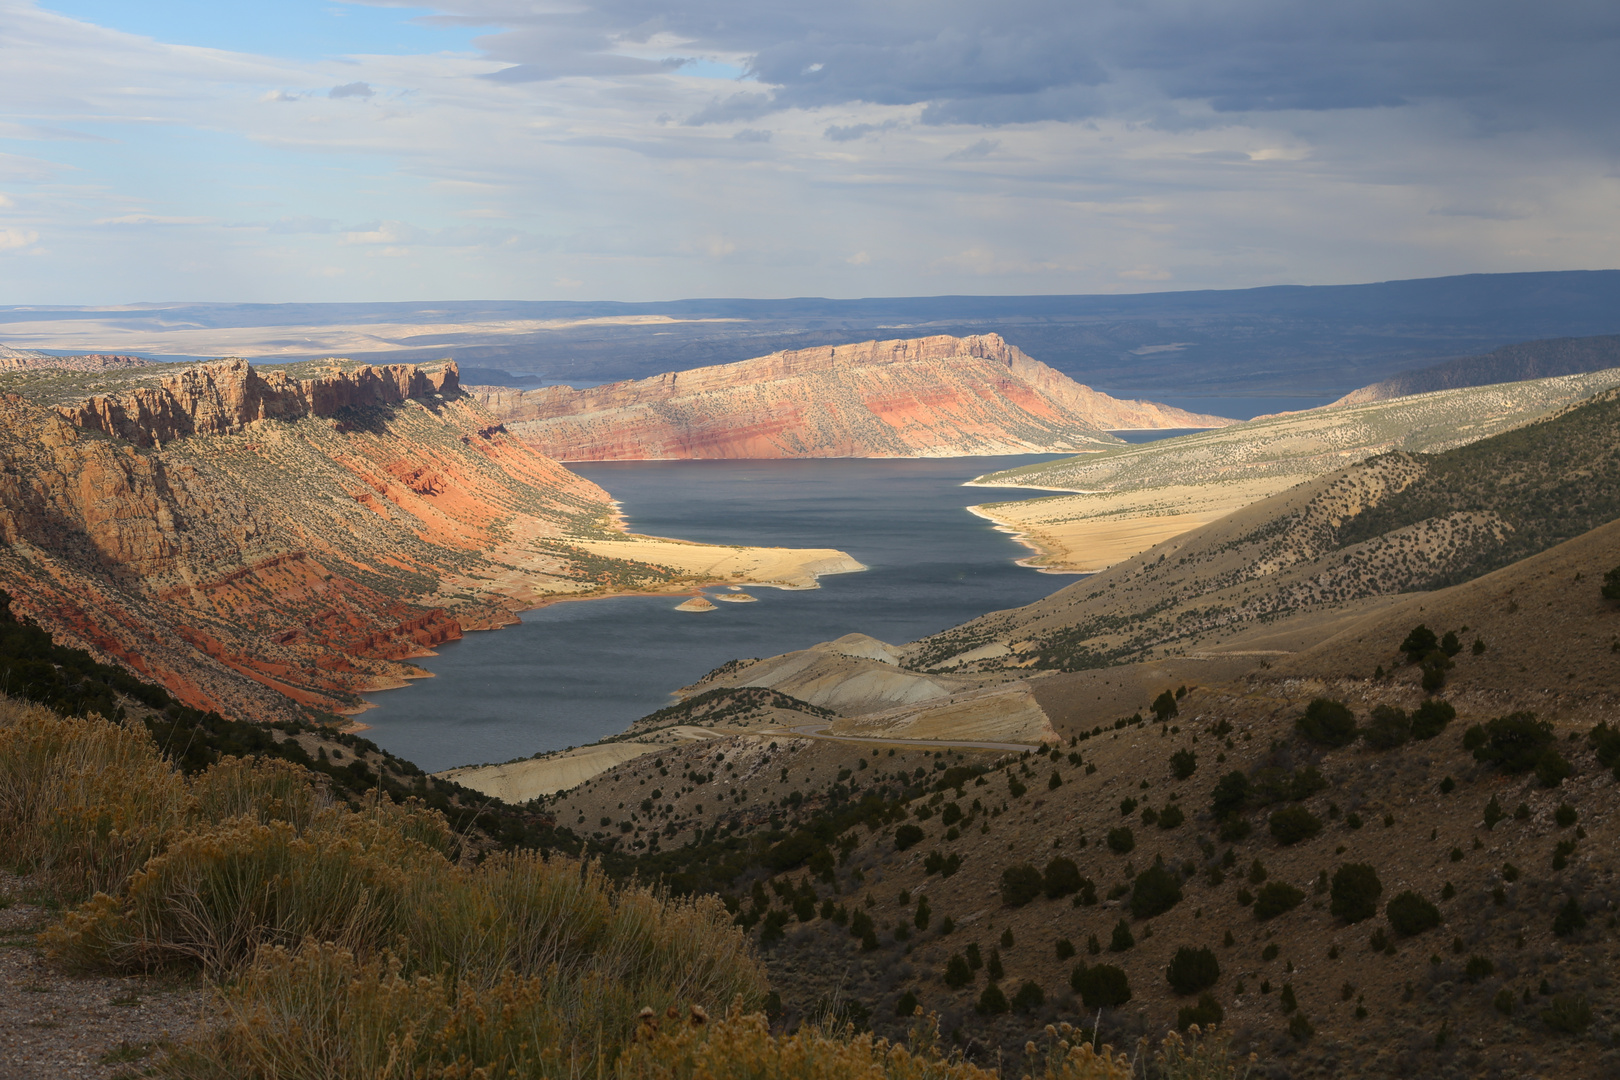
[0,359,639,719]
[474,334,1232,460]
[57,358,459,447]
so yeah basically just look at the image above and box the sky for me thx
[0,0,1617,304]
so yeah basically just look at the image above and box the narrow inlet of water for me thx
[358,456,1077,772]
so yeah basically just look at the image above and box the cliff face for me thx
[58,358,459,447]
[0,358,623,720]
[0,344,149,373]
[475,334,1232,460]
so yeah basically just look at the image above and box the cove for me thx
[358,455,1073,772]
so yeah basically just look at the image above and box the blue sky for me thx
[0,0,1616,303]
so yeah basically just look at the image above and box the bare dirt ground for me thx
[0,875,211,1080]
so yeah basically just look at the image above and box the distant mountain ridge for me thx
[1332,333,1620,405]
[473,333,1232,460]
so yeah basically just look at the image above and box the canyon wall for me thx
[475,333,1232,460]
[0,358,621,720]
[58,358,460,447]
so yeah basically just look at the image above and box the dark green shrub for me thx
[1279,983,1298,1013]
[976,982,1009,1015]
[1472,712,1554,774]
[986,948,1004,980]
[1070,963,1132,1009]
[1130,861,1184,919]
[965,943,982,969]
[1218,817,1252,842]
[914,896,931,930]
[1269,806,1323,845]
[1362,705,1410,750]
[1011,980,1045,1013]
[999,928,1014,949]
[1169,748,1197,780]
[1590,721,1620,775]
[894,824,924,851]
[1330,863,1383,923]
[1253,882,1305,920]
[1042,857,1082,899]
[1210,771,1249,819]
[1400,625,1438,662]
[1157,804,1185,830]
[1464,955,1495,982]
[1409,699,1455,740]
[1536,751,1572,788]
[1553,897,1586,937]
[1000,863,1043,907]
[1387,891,1442,936]
[1048,770,1063,791]
[1119,796,1138,816]
[939,802,963,827]
[1296,698,1357,748]
[943,954,972,988]
[1109,919,1134,952]
[1541,993,1593,1034]
[1602,565,1620,601]
[1106,826,1135,854]
[1494,987,1514,1015]
[1555,803,1577,828]
[1055,938,1075,960]
[1420,658,1449,693]
[1440,630,1463,657]
[1166,946,1220,995]
[1152,690,1179,722]
[894,990,918,1016]
[1176,993,1224,1031]
[1248,858,1268,885]
[1483,796,1504,830]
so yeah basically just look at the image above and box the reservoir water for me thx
[358,456,1073,772]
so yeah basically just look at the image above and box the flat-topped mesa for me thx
[58,358,461,447]
[475,333,1232,460]
[0,344,150,373]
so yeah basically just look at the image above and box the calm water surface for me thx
[358,456,1075,771]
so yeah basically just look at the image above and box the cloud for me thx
[328,81,375,99]
[824,120,901,142]
[0,228,39,251]
[732,128,771,142]
[92,214,211,226]
[945,138,1000,160]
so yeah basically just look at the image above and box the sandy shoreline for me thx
[967,477,1293,573]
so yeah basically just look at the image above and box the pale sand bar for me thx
[969,477,1295,573]
[570,535,865,590]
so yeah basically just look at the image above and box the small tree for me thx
[1269,806,1323,846]
[1130,859,1184,919]
[1071,963,1132,1009]
[1400,625,1439,662]
[943,953,973,988]
[1409,699,1455,740]
[1296,698,1357,747]
[1011,980,1046,1013]
[1210,770,1250,819]
[1152,690,1179,722]
[1109,918,1135,952]
[976,982,1010,1015]
[1440,630,1463,657]
[1042,857,1083,899]
[1602,565,1620,601]
[1553,897,1587,938]
[1330,863,1383,923]
[1157,804,1186,830]
[1387,890,1442,936]
[1177,993,1224,1031]
[1166,946,1221,995]
[1000,863,1044,907]
[1106,826,1136,854]
[1169,748,1197,780]
[1362,705,1411,750]
[1253,881,1305,920]
[1472,712,1555,773]
[895,824,924,851]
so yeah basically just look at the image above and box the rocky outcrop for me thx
[474,334,1232,460]
[0,344,149,373]
[58,359,460,447]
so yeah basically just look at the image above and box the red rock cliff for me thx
[58,359,460,447]
[475,334,1232,460]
